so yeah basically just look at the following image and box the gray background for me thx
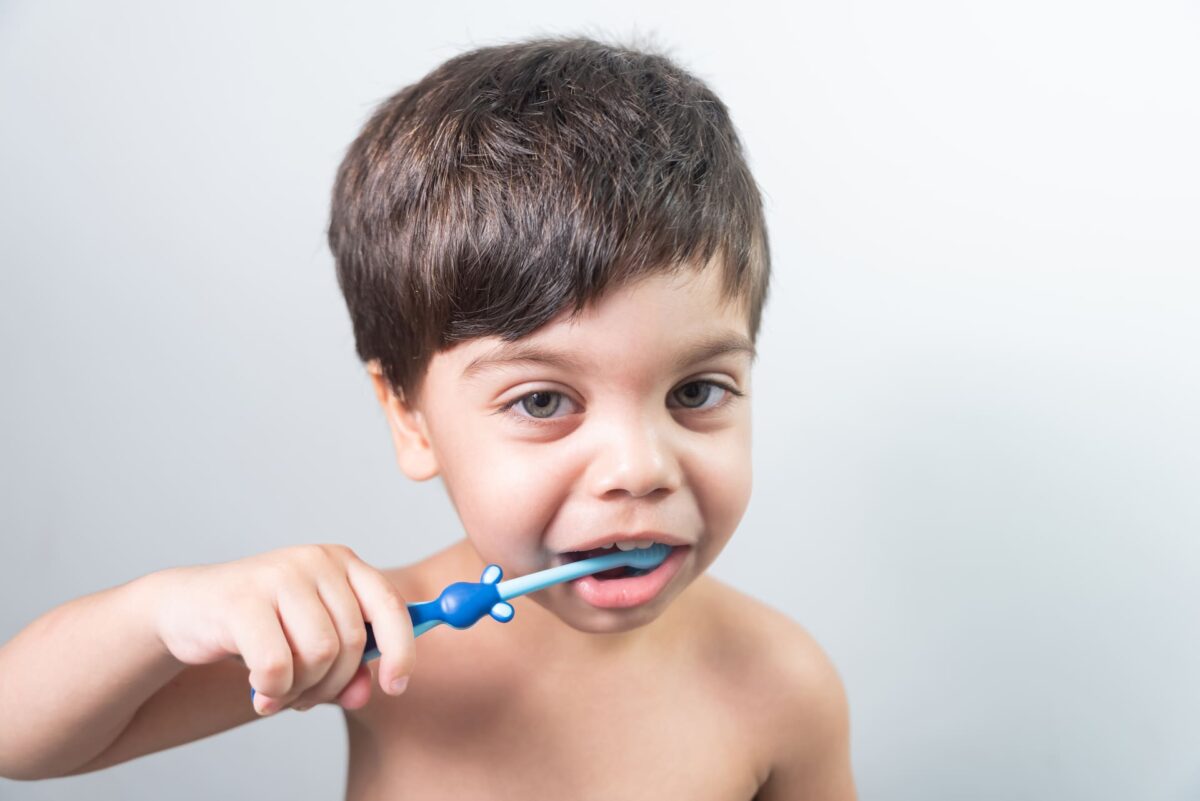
[2,1,1198,798]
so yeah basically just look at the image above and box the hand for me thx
[150,544,414,715]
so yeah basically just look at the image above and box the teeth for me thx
[616,540,655,551]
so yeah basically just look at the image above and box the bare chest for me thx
[343,657,766,800]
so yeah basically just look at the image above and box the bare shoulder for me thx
[693,577,842,695]
[693,577,857,800]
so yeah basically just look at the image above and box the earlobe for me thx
[366,362,440,482]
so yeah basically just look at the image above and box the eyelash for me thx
[495,380,745,428]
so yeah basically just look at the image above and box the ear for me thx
[366,361,440,481]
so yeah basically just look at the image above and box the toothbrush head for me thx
[494,542,677,602]
[620,542,672,570]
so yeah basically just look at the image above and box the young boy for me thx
[0,35,855,799]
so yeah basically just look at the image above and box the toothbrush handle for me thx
[361,605,444,662]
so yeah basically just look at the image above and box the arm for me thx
[63,656,261,776]
[0,545,416,781]
[0,571,193,779]
[755,633,857,801]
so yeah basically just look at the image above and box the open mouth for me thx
[555,542,690,609]
[559,542,664,580]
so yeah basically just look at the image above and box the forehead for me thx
[435,267,753,384]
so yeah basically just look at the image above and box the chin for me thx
[556,603,667,634]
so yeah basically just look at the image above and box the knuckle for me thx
[325,543,358,562]
[254,657,292,690]
[378,584,407,615]
[297,543,331,567]
[343,626,368,652]
[306,635,340,664]
[395,649,417,675]
[385,641,417,675]
[260,654,291,677]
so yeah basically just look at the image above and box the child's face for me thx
[384,265,754,633]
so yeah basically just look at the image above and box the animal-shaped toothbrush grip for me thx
[362,564,514,660]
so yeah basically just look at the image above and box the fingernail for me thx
[390,676,409,694]
[256,697,279,715]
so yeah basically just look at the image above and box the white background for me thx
[2,1,1197,798]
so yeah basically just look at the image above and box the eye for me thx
[497,379,743,427]
[500,390,576,422]
[519,391,563,419]
[669,380,742,411]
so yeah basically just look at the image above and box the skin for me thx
[0,262,855,798]
[353,264,858,799]
[378,264,755,638]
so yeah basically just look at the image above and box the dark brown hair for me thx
[328,34,771,406]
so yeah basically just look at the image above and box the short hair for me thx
[328,34,771,407]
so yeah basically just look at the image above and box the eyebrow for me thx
[461,331,757,381]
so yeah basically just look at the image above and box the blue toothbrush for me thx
[250,544,671,700]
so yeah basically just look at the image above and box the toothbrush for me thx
[250,543,671,700]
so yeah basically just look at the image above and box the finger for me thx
[345,561,415,694]
[335,664,373,710]
[232,603,293,711]
[274,585,340,705]
[298,664,370,713]
[290,577,369,707]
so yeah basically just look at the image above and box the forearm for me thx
[0,571,186,780]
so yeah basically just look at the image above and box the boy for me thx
[0,35,855,799]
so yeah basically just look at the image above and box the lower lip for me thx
[568,546,689,609]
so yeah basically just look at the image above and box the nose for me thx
[586,412,683,500]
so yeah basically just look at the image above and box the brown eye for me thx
[519,391,562,418]
[672,381,718,409]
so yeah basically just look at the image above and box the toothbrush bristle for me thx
[624,543,671,569]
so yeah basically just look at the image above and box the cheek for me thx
[694,423,753,547]
[436,433,569,565]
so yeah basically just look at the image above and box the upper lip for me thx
[556,531,693,553]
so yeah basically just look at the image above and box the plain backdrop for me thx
[2,1,1198,798]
